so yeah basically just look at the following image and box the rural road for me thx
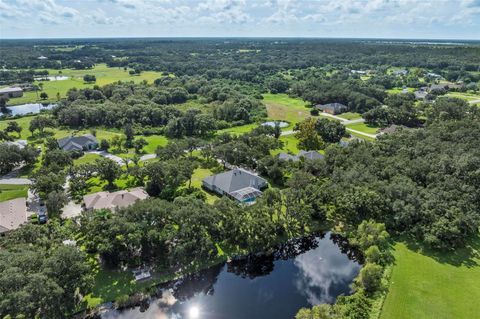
[345,128,378,139]
[0,177,32,185]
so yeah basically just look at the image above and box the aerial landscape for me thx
[0,1,479,319]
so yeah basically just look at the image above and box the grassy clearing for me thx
[0,116,35,140]
[380,238,480,319]
[337,112,362,120]
[73,153,102,166]
[386,87,415,94]
[262,93,311,125]
[141,135,169,154]
[217,123,258,135]
[6,63,166,105]
[0,184,29,202]
[445,91,480,102]
[271,134,300,155]
[188,167,218,204]
[345,122,379,135]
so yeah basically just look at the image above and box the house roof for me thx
[203,169,267,194]
[58,134,97,151]
[316,103,348,112]
[0,87,23,94]
[278,150,324,162]
[0,198,28,234]
[83,187,148,211]
[4,140,28,149]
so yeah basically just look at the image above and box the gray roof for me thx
[278,150,324,162]
[316,103,348,112]
[0,87,23,94]
[203,169,267,194]
[58,134,97,151]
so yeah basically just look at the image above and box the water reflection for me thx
[1,103,56,116]
[101,233,361,319]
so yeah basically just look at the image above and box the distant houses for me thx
[315,102,348,115]
[83,187,149,211]
[58,134,98,152]
[0,87,23,99]
[278,150,324,162]
[392,69,408,76]
[202,168,267,204]
[0,198,28,235]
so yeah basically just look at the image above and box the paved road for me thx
[469,99,480,104]
[140,154,156,161]
[87,150,130,166]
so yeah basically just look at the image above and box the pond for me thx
[34,75,69,81]
[101,233,361,319]
[262,121,289,128]
[1,103,56,116]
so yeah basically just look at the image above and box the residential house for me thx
[278,150,324,162]
[202,168,268,204]
[378,124,408,135]
[58,134,98,152]
[0,87,23,99]
[83,187,149,211]
[0,198,28,235]
[393,69,408,76]
[4,140,28,149]
[315,102,348,115]
[414,87,429,100]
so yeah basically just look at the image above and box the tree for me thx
[5,121,22,138]
[124,124,134,148]
[95,157,121,189]
[145,160,191,199]
[40,92,48,100]
[31,171,65,199]
[314,118,346,143]
[0,144,23,174]
[133,138,148,154]
[46,191,68,219]
[99,139,110,151]
[295,118,324,150]
[356,263,383,294]
[83,74,96,83]
[29,116,55,136]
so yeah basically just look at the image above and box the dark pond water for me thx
[101,233,361,319]
[1,103,56,116]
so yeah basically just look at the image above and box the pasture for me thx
[262,93,311,125]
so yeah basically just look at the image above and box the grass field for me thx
[345,122,380,134]
[337,112,362,120]
[0,184,29,202]
[5,63,166,105]
[189,167,218,204]
[272,134,300,155]
[386,87,415,94]
[262,93,311,125]
[141,135,169,154]
[380,238,480,319]
[73,153,102,166]
[0,116,36,140]
[217,123,259,135]
[445,91,480,102]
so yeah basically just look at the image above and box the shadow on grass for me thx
[401,234,480,268]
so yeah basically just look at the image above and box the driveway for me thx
[61,201,83,219]
[346,128,378,139]
[87,150,129,166]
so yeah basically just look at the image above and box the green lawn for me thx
[262,93,311,125]
[381,239,480,319]
[217,123,259,135]
[337,112,362,120]
[189,167,218,204]
[386,87,415,94]
[0,184,29,202]
[6,63,166,105]
[445,91,480,102]
[0,116,36,140]
[271,134,300,155]
[73,153,102,166]
[141,135,169,154]
[345,122,379,135]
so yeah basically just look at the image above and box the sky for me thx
[1,0,480,39]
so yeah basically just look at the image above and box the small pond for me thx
[34,75,69,81]
[1,103,56,116]
[262,121,289,128]
[101,233,361,319]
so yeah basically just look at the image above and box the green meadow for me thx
[6,63,166,105]
[381,239,480,319]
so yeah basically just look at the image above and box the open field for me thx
[217,123,258,135]
[73,153,103,166]
[262,93,311,125]
[0,184,29,202]
[336,112,362,120]
[272,134,300,155]
[386,87,415,94]
[141,135,169,154]
[345,122,379,134]
[380,238,480,319]
[188,167,218,204]
[5,64,166,105]
[445,91,480,102]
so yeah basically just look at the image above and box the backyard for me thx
[380,238,480,319]
[0,184,29,202]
